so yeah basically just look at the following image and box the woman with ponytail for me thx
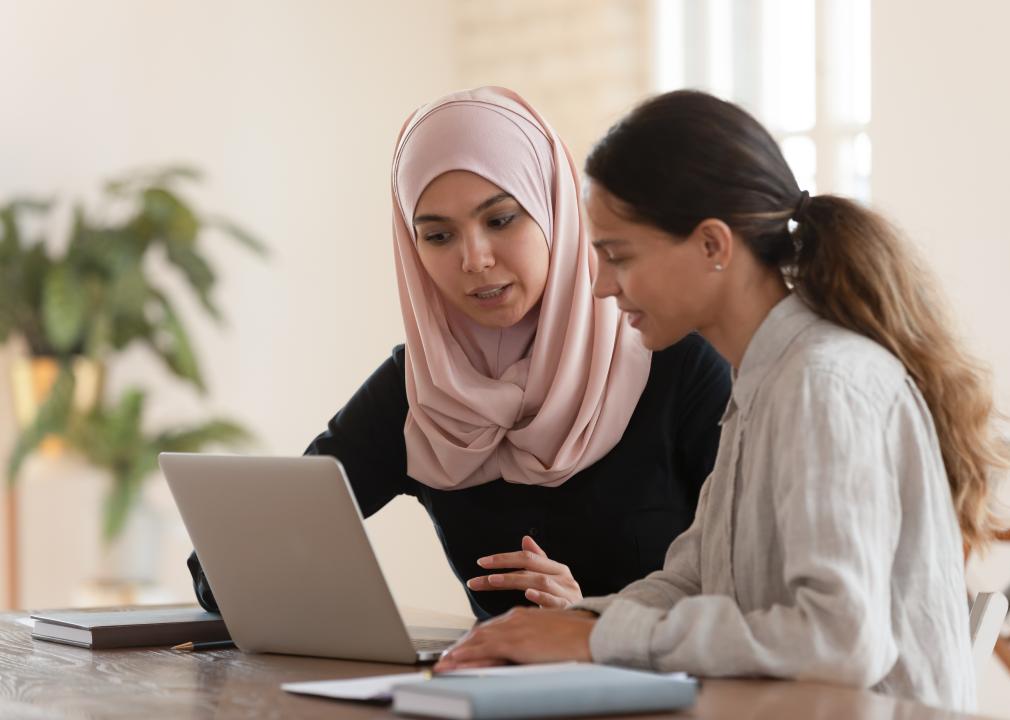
[436,90,1009,712]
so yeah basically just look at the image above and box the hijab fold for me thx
[392,86,651,490]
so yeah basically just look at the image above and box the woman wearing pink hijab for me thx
[188,87,730,620]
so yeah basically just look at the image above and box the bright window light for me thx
[652,0,871,199]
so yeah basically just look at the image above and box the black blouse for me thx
[189,333,730,619]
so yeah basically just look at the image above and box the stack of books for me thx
[30,606,229,649]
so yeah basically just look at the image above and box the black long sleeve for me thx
[303,350,412,516]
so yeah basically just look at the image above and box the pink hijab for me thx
[392,86,651,490]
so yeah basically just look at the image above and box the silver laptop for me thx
[159,453,466,663]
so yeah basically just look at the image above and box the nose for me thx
[592,260,620,299]
[461,232,495,273]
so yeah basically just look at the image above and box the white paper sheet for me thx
[280,662,583,701]
[283,672,429,701]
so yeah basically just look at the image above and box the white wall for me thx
[871,1,1010,715]
[0,0,473,615]
[872,0,1010,406]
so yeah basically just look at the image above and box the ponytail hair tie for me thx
[792,190,812,223]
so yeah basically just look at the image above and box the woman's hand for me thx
[466,535,583,608]
[434,607,597,671]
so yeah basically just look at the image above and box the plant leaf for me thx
[164,244,220,321]
[84,307,113,358]
[105,166,202,196]
[67,409,114,469]
[102,469,146,543]
[148,292,205,391]
[42,263,88,353]
[7,365,75,484]
[102,476,132,542]
[0,267,14,341]
[106,389,145,450]
[0,306,11,341]
[110,313,154,351]
[0,209,20,261]
[17,245,55,354]
[101,444,160,543]
[0,198,51,251]
[155,419,253,453]
[142,187,199,250]
[108,263,149,309]
[149,165,202,186]
[69,389,145,467]
[203,215,269,257]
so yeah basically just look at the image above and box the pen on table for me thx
[171,640,236,651]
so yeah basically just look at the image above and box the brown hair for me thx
[586,90,1009,549]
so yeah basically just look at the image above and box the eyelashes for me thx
[422,231,451,245]
[487,213,516,229]
[419,212,520,245]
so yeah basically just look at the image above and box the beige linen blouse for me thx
[576,294,975,711]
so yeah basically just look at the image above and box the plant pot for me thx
[9,355,104,454]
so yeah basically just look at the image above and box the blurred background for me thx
[1,0,1008,713]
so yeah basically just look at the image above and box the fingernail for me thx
[466,578,477,588]
[477,557,490,567]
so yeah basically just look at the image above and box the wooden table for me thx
[0,610,990,719]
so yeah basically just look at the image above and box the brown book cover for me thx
[30,606,230,649]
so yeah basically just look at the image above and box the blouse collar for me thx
[722,293,821,424]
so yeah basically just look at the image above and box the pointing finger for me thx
[522,534,547,557]
[476,550,565,574]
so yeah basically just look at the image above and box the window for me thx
[654,0,871,200]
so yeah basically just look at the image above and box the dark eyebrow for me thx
[590,238,629,249]
[413,192,515,225]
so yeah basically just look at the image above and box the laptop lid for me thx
[160,453,425,664]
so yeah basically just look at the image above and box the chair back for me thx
[969,591,1009,674]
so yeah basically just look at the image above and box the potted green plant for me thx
[1,166,264,541]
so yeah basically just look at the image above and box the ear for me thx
[689,218,734,271]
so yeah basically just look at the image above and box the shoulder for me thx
[640,333,731,424]
[774,319,907,414]
[391,343,406,372]
[368,344,406,384]
[344,344,408,412]
[649,332,729,378]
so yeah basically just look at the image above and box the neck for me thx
[700,267,789,369]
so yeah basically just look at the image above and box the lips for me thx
[468,283,511,299]
[621,308,644,328]
[466,282,514,308]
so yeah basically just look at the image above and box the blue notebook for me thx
[391,664,697,719]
